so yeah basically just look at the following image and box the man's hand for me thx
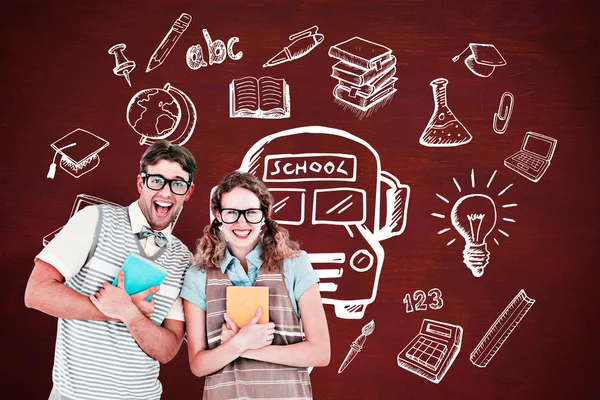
[131,285,160,319]
[89,270,139,322]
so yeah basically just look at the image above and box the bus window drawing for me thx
[432,170,517,277]
[234,126,410,319]
[470,289,535,368]
[397,319,463,384]
[42,194,119,246]
[504,132,557,182]
[329,37,398,119]
[47,129,109,179]
[126,83,197,146]
[419,78,472,147]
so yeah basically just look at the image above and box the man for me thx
[25,140,196,400]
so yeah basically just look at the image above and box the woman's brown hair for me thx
[193,171,300,271]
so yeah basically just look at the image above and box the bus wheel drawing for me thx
[233,126,410,319]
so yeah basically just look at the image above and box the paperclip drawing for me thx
[397,319,463,384]
[493,92,514,134]
[127,83,197,146]
[419,78,472,147]
[338,320,375,373]
[108,43,136,86]
[452,43,506,78]
[470,289,535,368]
[42,194,119,246]
[229,76,290,119]
[432,169,517,277]
[329,37,397,119]
[147,13,192,73]
[263,25,324,68]
[504,132,557,182]
[222,126,410,319]
[47,129,109,179]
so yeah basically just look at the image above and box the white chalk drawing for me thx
[452,43,506,78]
[231,126,410,319]
[108,43,136,86]
[186,44,207,70]
[419,78,472,147]
[403,288,444,313]
[397,319,463,384]
[187,31,242,69]
[42,194,119,246]
[504,132,557,182]
[126,83,197,146]
[229,76,290,119]
[263,26,324,68]
[147,13,192,73]
[329,37,397,119]
[470,289,535,368]
[338,320,375,373]
[493,92,514,134]
[432,170,517,277]
[47,129,109,179]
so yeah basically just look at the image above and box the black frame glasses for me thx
[141,173,192,195]
[219,208,265,224]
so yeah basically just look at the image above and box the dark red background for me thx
[2,0,597,398]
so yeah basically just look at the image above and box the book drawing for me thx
[226,286,269,328]
[229,76,290,119]
[112,252,168,300]
[329,37,397,119]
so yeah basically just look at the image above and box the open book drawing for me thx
[229,76,290,119]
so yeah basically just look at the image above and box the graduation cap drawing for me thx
[452,43,506,78]
[47,128,109,179]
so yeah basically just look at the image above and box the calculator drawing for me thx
[397,319,463,384]
[504,131,557,183]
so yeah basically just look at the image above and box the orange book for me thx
[226,286,269,327]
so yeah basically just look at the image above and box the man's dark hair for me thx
[140,140,197,181]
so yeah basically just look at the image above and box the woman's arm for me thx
[184,300,275,377]
[241,284,331,367]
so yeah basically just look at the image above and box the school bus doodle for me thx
[235,126,411,319]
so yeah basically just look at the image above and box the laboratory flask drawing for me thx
[227,126,411,319]
[419,78,472,147]
[126,83,197,146]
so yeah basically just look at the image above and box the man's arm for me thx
[89,271,184,363]
[241,284,331,367]
[24,259,114,321]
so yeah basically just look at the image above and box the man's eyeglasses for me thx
[219,208,265,224]
[141,173,192,195]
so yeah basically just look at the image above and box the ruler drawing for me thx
[470,289,535,368]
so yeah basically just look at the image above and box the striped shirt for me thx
[46,204,191,400]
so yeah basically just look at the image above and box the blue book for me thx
[112,253,168,300]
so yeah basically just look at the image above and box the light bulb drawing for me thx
[450,194,496,277]
[431,169,517,278]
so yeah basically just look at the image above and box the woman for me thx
[181,171,330,399]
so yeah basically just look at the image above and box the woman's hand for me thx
[231,307,275,351]
[220,313,239,344]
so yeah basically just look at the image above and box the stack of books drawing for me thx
[329,37,397,119]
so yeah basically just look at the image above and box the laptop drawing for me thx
[504,132,557,182]
[42,194,119,246]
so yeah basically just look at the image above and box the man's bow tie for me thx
[137,225,168,248]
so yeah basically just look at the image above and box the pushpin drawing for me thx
[108,43,136,86]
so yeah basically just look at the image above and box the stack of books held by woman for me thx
[329,37,398,118]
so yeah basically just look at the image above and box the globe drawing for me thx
[126,86,182,143]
